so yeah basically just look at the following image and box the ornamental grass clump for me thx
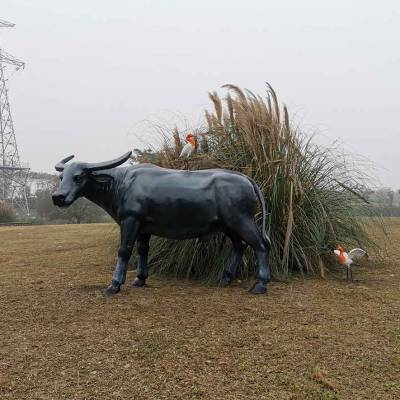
[131,84,379,283]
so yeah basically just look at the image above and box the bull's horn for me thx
[84,151,132,172]
[55,155,75,172]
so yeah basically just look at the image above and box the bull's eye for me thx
[74,175,83,183]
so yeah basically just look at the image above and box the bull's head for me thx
[52,151,132,207]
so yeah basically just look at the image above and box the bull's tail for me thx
[248,178,271,245]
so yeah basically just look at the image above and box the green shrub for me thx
[0,201,17,223]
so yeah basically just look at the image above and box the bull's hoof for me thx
[249,281,267,295]
[104,284,121,296]
[219,271,233,287]
[131,278,146,288]
[219,276,232,287]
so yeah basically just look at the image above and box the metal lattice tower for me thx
[0,19,29,215]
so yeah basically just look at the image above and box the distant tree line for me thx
[362,187,400,216]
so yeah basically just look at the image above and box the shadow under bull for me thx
[52,152,272,295]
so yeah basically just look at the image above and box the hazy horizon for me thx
[2,0,399,187]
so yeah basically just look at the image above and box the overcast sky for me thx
[1,0,399,186]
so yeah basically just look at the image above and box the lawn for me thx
[0,221,399,399]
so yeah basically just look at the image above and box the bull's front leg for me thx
[105,216,139,295]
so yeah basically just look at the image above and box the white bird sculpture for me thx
[334,245,367,281]
[179,133,197,168]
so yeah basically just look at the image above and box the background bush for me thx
[0,201,17,223]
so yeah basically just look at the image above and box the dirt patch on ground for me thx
[0,222,399,399]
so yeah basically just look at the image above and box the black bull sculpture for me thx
[52,152,272,295]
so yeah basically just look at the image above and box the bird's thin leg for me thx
[346,268,349,281]
[350,268,353,282]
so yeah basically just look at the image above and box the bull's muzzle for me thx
[52,192,69,207]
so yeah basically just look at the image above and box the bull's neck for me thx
[85,168,125,223]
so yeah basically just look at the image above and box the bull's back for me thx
[123,166,256,239]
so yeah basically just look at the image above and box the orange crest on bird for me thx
[185,133,196,147]
[336,245,346,265]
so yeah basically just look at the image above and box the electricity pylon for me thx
[0,19,29,215]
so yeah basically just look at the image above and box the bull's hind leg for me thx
[105,217,139,295]
[220,235,247,287]
[228,218,271,294]
[132,233,150,288]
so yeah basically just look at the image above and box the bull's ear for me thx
[92,173,114,184]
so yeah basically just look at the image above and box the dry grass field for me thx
[0,221,399,400]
